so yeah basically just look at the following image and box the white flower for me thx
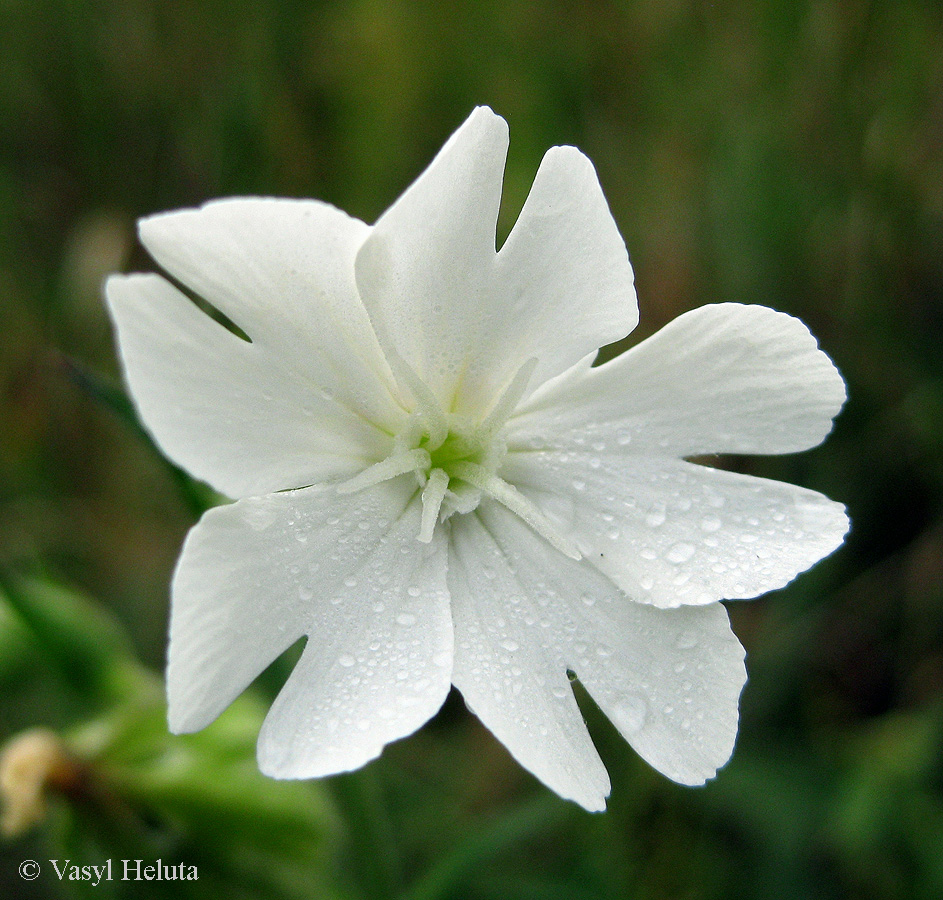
[105,107,848,811]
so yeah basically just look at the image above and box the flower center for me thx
[408,414,503,535]
[336,356,580,559]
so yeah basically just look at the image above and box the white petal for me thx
[138,196,399,407]
[502,453,849,608]
[355,112,636,418]
[491,146,637,403]
[568,595,746,786]
[169,479,453,782]
[355,107,509,412]
[110,200,413,498]
[488,499,747,784]
[448,504,611,811]
[510,303,846,457]
[453,502,746,796]
[106,272,398,498]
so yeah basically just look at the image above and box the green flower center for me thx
[335,357,580,559]
[423,427,486,472]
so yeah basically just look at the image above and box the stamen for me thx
[336,448,431,495]
[392,414,426,454]
[446,481,482,515]
[386,350,448,450]
[418,468,449,542]
[477,357,538,441]
[451,462,582,560]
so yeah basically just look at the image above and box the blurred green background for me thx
[1,0,941,897]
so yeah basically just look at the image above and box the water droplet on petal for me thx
[611,695,647,734]
[645,507,666,528]
[666,542,696,563]
[396,613,417,626]
[243,505,276,531]
[338,653,356,667]
[675,630,699,650]
[500,639,520,652]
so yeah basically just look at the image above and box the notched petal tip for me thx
[466,103,509,132]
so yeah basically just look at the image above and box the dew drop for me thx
[645,508,666,528]
[580,592,596,607]
[675,630,699,650]
[666,542,696,563]
[407,586,422,597]
[298,585,314,601]
[500,639,520,652]
[396,613,417,627]
[242,506,275,531]
[700,516,722,533]
[338,653,356,668]
[611,695,647,734]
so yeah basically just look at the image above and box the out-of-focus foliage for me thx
[0,577,340,899]
[0,1,940,898]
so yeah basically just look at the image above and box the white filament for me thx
[418,468,450,542]
[450,461,581,560]
[478,357,538,442]
[336,448,430,495]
